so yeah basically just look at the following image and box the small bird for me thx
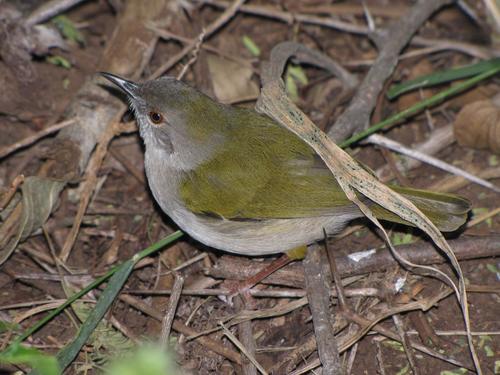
[101,73,470,256]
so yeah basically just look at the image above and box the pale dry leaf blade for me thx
[0,176,65,264]
[20,176,65,238]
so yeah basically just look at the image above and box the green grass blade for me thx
[55,259,135,371]
[340,63,500,149]
[387,57,500,100]
[54,230,182,372]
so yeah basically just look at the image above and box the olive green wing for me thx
[179,109,353,220]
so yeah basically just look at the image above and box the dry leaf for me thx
[0,176,65,264]
[207,54,259,103]
[454,99,500,153]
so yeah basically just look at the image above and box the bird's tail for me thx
[371,186,471,232]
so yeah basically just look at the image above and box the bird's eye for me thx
[148,111,163,124]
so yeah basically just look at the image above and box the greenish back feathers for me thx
[180,107,352,219]
[179,106,470,231]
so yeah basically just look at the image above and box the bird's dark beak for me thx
[100,72,139,99]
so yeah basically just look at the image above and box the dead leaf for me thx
[0,176,65,264]
[207,54,259,103]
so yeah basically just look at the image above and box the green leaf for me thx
[478,334,493,348]
[472,208,493,227]
[478,335,493,358]
[242,35,260,57]
[472,207,488,216]
[286,74,299,102]
[486,263,499,274]
[288,65,308,85]
[440,368,468,375]
[51,15,85,45]
[69,290,134,365]
[55,259,136,372]
[107,345,179,375]
[484,345,494,357]
[382,339,404,352]
[489,155,499,167]
[395,364,410,375]
[494,360,500,374]
[387,57,500,100]
[354,230,365,237]
[391,232,414,246]
[285,65,308,102]
[0,343,59,375]
[0,320,18,333]
[46,56,72,69]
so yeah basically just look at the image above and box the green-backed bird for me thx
[101,73,470,255]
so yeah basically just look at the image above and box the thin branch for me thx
[376,124,454,182]
[484,0,500,33]
[467,207,500,227]
[59,120,122,262]
[0,119,76,160]
[303,245,343,374]
[149,0,246,79]
[198,0,375,34]
[375,340,388,375]
[220,322,268,375]
[25,0,86,26]
[330,0,454,141]
[149,26,256,70]
[199,0,493,61]
[177,30,206,80]
[290,289,472,375]
[159,274,184,346]
[235,297,258,375]
[125,286,381,299]
[119,294,242,364]
[392,314,419,375]
[208,236,500,285]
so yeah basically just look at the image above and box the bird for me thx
[101,72,470,257]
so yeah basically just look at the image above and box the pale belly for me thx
[165,203,360,255]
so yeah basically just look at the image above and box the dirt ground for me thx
[0,0,499,374]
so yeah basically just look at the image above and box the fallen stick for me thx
[207,235,500,288]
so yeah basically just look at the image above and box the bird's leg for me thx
[224,246,308,302]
